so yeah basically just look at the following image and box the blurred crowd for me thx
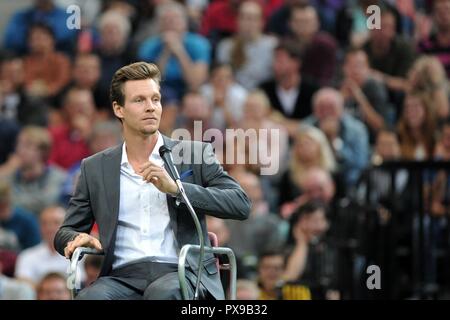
[1,0,450,300]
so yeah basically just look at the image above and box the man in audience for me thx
[0,126,67,216]
[304,88,369,187]
[0,181,40,250]
[36,272,71,300]
[49,88,96,169]
[15,206,68,286]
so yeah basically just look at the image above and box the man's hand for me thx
[64,233,102,259]
[162,31,184,56]
[139,161,178,195]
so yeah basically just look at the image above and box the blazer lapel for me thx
[102,144,122,251]
[161,134,183,248]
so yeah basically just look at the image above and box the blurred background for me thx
[0,0,450,300]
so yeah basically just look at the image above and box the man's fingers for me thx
[139,161,160,173]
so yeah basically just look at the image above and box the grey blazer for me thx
[54,135,251,299]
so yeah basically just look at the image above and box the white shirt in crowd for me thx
[15,242,70,283]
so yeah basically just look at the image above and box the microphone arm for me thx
[159,145,205,300]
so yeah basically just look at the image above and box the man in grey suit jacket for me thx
[54,62,251,300]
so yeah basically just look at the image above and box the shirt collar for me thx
[121,131,164,167]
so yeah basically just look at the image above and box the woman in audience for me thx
[406,55,449,121]
[278,124,336,208]
[216,1,277,89]
[397,93,436,160]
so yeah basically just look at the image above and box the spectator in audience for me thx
[266,0,307,36]
[49,88,96,169]
[335,0,377,48]
[260,41,319,135]
[23,23,71,99]
[281,167,337,219]
[285,4,337,86]
[0,228,20,253]
[341,48,393,141]
[304,88,369,187]
[406,55,449,120]
[279,124,336,208]
[15,206,68,285]
[236,279,260,300]
[200,63,248,131]
[138,2,211,100]
[200,0,241,45]
[175,91,213,139]
[66,53,109,115]
[283,201,335,299]
[0,54,48,126]
[363,6,416,94]
[257,251,286,299]
[418,0,450,78]
[96,10,133,110]
[60,120,122,206]
[238,90,289,178]
[226,170,287,271]
[0,181,40,250]
[2,0,77,55]
[0,261,35,299]
[397,93,436,160]
[36,272,71,300]
[217,1,277,90]
[257,250,313,300]
[0,126,66,216]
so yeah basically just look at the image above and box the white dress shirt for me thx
[113,132,178,269]
[276,85,299,116]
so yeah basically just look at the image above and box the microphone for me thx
[159,145,181,181]
[158,144,204,300]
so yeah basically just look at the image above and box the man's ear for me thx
[112,101,124,120]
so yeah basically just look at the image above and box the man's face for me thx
[73,57,101,89]
[40,208,65,245]
[159,8,186,34]
[65,90,95,122]
[371,13,396,43]
[238,2,263,38]
[38,278,71,300]
[434,0,450,31]
[289,7,319,39]
[343,52,369,84]
[273,49,299,79]
[301,172,335,204]
[258,255,284,290]
[182,94,210,122]
[114,79,162,136]
[0,59,25,92]
[313,92,343,122]
[16,133,42,167]
[28,27,54,53]
[298,210,329,240]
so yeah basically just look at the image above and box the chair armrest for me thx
[68,247,104,299]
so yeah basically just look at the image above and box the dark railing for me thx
[355,160,450,299]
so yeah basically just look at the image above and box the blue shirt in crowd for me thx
[138,32,211,100]
[3,5,77,54]
[0,207,41,250]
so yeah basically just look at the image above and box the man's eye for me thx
[153,97,161,103]
[135,98,143,103]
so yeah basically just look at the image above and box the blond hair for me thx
[20,126,52,162]
[289,124,336,184]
